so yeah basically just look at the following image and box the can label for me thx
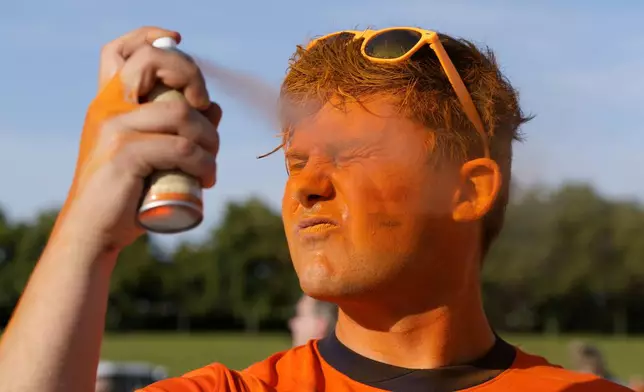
[138,170,203,233]
[142,170,202,202]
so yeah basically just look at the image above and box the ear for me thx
[451,158,501,222]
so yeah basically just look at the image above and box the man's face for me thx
[288,295,330,346]
[282,99,463,300]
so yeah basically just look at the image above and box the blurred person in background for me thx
[568,341,623,385]
[289,294,337,347]
[95,377,112,392]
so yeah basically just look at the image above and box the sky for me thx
[0,0,642,250]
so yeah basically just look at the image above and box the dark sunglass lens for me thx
[364,29,422,59]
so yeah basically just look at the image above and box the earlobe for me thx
[452,158,501,222]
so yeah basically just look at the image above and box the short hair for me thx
[278,28,532,255]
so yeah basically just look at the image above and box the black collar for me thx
[318,331,516,392]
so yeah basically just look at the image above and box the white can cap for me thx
[152,37,178,50]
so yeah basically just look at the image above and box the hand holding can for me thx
[137,37,205,234]
[52,28,221,251]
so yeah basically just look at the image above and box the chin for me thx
[298,276,339,301]
[299,273,375,303]
[293,256,342,298]
[294,251,399,301]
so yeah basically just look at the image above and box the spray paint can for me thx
[137,37,204,234]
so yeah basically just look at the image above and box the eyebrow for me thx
[284,150,309,160]
[285,138,374,161]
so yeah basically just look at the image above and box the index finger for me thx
[98,26,181,90]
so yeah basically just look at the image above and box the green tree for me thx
[169,241,222,331]
[6,209,59,304]
[108,234,163,329]
[483,186,556,331]
[605,199,644,334]
[0,207,22,313]
[212,197,298,332]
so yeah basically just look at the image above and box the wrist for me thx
[48,215,121,273]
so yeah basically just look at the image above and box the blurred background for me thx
[1,0,644,390]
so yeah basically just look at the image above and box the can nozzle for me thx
[152,37,178,50]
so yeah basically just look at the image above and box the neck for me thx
[335,273,493,369]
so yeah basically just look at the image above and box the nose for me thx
[293,162,335,209]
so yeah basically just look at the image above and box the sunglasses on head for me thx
[307,27,490,158]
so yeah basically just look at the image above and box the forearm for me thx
[0,227,118,392]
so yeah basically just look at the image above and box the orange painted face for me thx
[282,99,501,301]
[283,99,461,301]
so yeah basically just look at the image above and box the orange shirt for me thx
[138,335,631,392]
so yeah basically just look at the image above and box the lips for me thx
[296,216,339,232]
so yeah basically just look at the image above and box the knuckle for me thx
[174,137,197,157]
[185,59,201,80]
[105,128,130,153]
[103,133,139,174]
[111,144,135,172]
[98,116,133,157]
[131,44,156,63]
[100,41,117,58]
[100,117,124,140]
[175,50,198,72]
[165,99,192,122]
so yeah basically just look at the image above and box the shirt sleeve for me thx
[136,363,266,392]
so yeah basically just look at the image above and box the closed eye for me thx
[333,145,376,165]
[288,160,307,172]
[285,150,309,173]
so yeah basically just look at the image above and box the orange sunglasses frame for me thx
[307,27,490,158]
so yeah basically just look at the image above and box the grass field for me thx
[101,333,644,381]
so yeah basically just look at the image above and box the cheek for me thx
[342,164,418,222]
[282,180,298,215]
[340,166,430,249]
